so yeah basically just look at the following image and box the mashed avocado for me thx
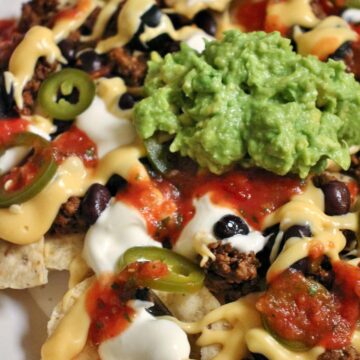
[134,31,360,177]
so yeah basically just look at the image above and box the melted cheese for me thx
[294,16,358,60]
[246,329,324,360]
[41,283,91,360]
[173,293,262,360]
[69,255,92,289]
[0,143,147,245]
[266,0,320,29]
[4,26,65,109]
[96,0,155,53]
[164,0,231,19]
[0,157,89,245]
[264,182,358,281]
[52,0,97,42]
[82,0,124,41]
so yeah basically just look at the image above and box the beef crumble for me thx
[49,196,88,236]
[18,0,59,33]
[203,242,261,302]
[318,346,360,360]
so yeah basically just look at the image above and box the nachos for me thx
[1,0,360,359]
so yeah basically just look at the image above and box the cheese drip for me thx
[173,293,262,360]
[96,0,156,53]
[0,144,147,245]
[4,26,66,109]
[263,182,358,282]
[52,0,97,42]
[266,0,320,29]
[294,16,358,60]
[41,280,93,360]
[164,0,231,19]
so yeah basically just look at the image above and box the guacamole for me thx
[134,31,360,177]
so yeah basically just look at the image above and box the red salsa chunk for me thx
[257,264,360,350]
[0,118,28,146]
[52,126,98,168]
[86,261,169,346]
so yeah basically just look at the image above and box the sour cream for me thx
[83,200,161,274]
[99,300,190,360]
[183,30,214,53]
[76,96,136,158]
[174,194,266,260]
[342,9,360,24]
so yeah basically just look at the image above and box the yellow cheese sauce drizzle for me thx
[4,26,66,109]
[264,181,358,282]
[0,143,148,245]
[266,0,320,28]
[41,279,93,360]
[294,16,358,60]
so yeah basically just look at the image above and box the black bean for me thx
[193,10,217,36]
[249,354,269,360]
[77,50,103,73]
[105,174,127,197]
[168,13,192,30]
[141,5,162,28]
[0,74,17,118]
[282,224,312,242]
[59,39,77,63]
[146,33,180,56]
[81,184,111,225]
[135,288,172,316]
[118,92,136,110]
[51,119,73,139]
[213,215,249,239]
[328,41,352,61]
[320,180,350,215]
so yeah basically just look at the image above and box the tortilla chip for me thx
[0,238,47,289]
[45,233,84,271]
[47,276,93,336]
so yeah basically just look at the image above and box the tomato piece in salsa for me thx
[86,262,169,345]
[52,126,98,168]
[0,118,28,146]
[257,264,360,350]
[234,0,268,32]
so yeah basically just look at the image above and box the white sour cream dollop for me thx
[76,96,135,158]
[174,194,267,259]
[83,201,161,274]
[99,301,190,360]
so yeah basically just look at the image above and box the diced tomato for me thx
[52,126,98,168]
[234,0,268,32]
[0,118,28,146]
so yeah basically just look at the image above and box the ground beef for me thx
[19,59,58,116]
[318,346,360,360]
[49,196,88,236]
[108,47,148,86]
[203,242,261,302]
[18,0,59,33]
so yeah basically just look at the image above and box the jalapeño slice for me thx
[117,246,205,293]
[0,132,57,207]
[38,68,95,120]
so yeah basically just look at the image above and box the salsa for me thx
[257,263,360,349]
[52,125,98,168]
[0,118,28,146]
[86,262,169,345]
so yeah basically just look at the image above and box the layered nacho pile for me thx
[1,0,360,359]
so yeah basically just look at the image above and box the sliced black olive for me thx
[193,10,217,36]
[141,5,162,28]
[213,215,249,239]
[320,180,350,215]
[328,41,352,61]
[135,288,172,316]
[118,92,136,110]
[81,184,111,225]
[76,50,104,73]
